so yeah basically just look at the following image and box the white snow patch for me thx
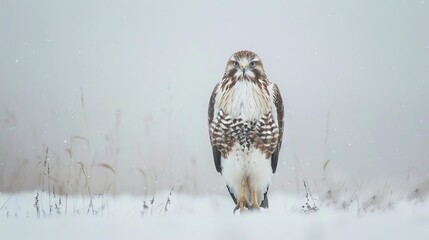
[0,192,428,240]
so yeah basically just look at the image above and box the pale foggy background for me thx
[1,0,428,195]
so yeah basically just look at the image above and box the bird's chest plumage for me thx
[210,81,280,159]
[218,81,270,121]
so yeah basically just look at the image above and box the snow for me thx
[1,191,428,240]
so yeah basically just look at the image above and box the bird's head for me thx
[224,50,266,82]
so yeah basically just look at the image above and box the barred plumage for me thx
[208,50,284,212]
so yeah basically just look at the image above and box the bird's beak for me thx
[241,63,247,74]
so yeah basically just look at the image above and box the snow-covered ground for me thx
[1,191,428,240]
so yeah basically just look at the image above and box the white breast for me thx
[217,81,271,121]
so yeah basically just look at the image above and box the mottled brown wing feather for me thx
[208,83,222,173]
[271,83,284,173]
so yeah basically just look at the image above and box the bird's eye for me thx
[249,61,256,68]
[233,61,239,67]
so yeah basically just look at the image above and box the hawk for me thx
[208,50,284,213]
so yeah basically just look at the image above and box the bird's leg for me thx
[233,179,249,214]
[250,190,260,210]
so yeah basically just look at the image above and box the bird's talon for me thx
[233,205,239,214]
[249,205,260,211]
[233,199,250,214]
